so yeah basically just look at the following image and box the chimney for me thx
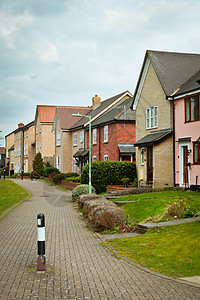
[18,123,24,128]
[92,95,101,109]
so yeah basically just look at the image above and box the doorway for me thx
[147,146,153,183]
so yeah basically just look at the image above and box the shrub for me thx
[65,176,81,183]
[0,166,9,176]
[81,161,136,193]
[43,167,59,177]
[164,199,187,218]
[22,172,31,177]
[33,152,44,178]
[65,172,79,178]
[52,173,67,185]
[72,184,96,202]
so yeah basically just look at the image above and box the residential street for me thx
[0,179,200,300]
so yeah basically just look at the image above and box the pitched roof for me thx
[56,106,91,130]
[134,129,172,147]
[90,97,135,127]
[132,50,200,109]
[36,105,58,123]
[174,69,200,97]
[70,91,132,129]
[5,121,34,137]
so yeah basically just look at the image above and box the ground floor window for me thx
[121,155,132,161]
[194,141,200,164]
[73,158,77,173]
[56,156,61,172]
[104,155,108,161]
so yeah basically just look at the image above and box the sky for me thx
[0,0,200,146]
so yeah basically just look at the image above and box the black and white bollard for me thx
[3,169,5,180]
[37,213,46,271]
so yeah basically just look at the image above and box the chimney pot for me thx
[18,123,24,128]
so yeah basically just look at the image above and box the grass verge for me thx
[105,221,200,278]
[0,180,30,216]
[115,190,200,223]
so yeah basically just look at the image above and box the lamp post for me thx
[72,113,91,193]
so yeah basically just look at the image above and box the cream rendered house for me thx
[131,50,200,189]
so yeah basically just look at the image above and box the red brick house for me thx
[86,97,136,162]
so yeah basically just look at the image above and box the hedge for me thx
[43,167,59,177]
[81,161,136,193]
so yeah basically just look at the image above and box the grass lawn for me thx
[115,190,200,223]
[106,221,200,278]
[0,180,30,216]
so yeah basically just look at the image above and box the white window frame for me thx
[73,133,77,146]
[39,141,41,153]
[73,158,77,173]
[141,148,145,165]
[104,125,108,142]
[80,131,84,143]
[56,156,61,172]
[36,142,38,153]
[93,128,97,144]
[104,155,108,161]
[56,132,61,146]
[93,156,97,161]
[146,105,158,129]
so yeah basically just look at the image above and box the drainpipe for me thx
[172,99,176,187]
[99,127,101,161]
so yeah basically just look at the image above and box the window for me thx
[40,125,42,134]
[104,125,108,142]
[185,95,200,122]
[80,131,83,143]
[73,133,77,146]
[146,106,158,129]
[39,141,41,153]
[36,142,38,153]
[36,127,38,135]
[193,141,200,164]
[93,156,97,161]
[73,158,77,173]
[26,144,28,156]
[93,128,97,144]
[141,148,145,165]
[56,156,61,171]
[57,132,61,146]
[104,155,108,161]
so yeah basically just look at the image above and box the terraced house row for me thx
[5,50,200,189]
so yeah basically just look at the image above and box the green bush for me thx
[22,172,31,177]
[65,176,81,183]
[72,184,96,202]
[33,152,44,178]
[43,167,59,177]
[65,172,79,178]
[81,161,136,193]
[52,173,67,185]
[0,166,9,176]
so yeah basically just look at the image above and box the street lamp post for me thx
[72,113,92,193]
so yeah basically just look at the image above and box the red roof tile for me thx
[57,107,91,130]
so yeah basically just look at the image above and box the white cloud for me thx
[33,38,60,63]
[0,9,34,49]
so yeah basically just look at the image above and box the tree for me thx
[33,152,44,178]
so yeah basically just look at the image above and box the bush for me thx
[22,172,31,177]
[43,167,59,177]
[65,172,79,178]
[0,166,9,176]
[52,173,67,185]
[81,161,136,193]
[33,152,44,178]
[164,199,187,218]
[65,176,81,183]
[72,184,96,202]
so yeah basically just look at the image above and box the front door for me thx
[183,146,188,184]
[147,146,153,183]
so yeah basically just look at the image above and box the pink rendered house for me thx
[174,71,200,189]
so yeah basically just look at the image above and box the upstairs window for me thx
[104,125,108,142]
[193,141,200,164]
[185,95,200,122]
[93,128,97,144]
[56,132,61,146]
[80,131,84,143]
[73,133,77,146]
[146,106,158,129]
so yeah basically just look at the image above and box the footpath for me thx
[0,179,199,300]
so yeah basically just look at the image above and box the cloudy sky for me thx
[0,0,200,145]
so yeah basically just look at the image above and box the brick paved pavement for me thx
[0,179,200,300]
